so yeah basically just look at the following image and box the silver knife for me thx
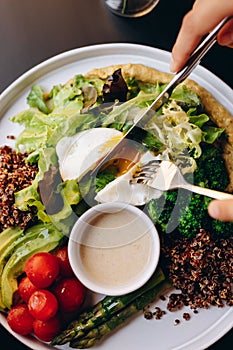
[91,16,231,175]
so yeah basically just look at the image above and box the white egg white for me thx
[56,128,164,206]
[95,151,163,206]
[56,128,122,181]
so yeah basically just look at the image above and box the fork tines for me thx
[130,159,161,185]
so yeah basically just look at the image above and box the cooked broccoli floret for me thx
[211,219,233,239]
[147,143,232,239]
[147,191,233,239]
[194,143,229,191]
[147,190,209,238]
[176,194,210,238]
[147,190,177,233]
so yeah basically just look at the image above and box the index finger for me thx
[170,0,233,72]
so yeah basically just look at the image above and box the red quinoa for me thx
[161,229,233,310]
[0,145,38,231]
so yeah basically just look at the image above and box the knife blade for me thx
[90,16,231,176]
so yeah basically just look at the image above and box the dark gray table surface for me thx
[0,0,232,349]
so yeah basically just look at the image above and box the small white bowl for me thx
[68,202,160,296]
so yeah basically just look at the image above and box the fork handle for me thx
[181,184,233,200]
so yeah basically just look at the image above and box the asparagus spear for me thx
[52,267,165,346]
[70,280,171,348]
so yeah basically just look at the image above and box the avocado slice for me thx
[0,226,40,277]
[0,227,24,311]
[0,226,24,246]
[0,224,44,310]
[0,223,63,309]
[0,227,24,260]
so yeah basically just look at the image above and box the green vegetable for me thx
[188,110,209,127]
[0,227,24,311]
[141,130,164,154]
[0,223,63,309]
[95,171,116,192]
[170,85,203,112]
[147,190,199,237]
[125,77,140,99]
[147,144,232,238]
[51,268,166,346]
[0,229,39,280]
[194,143,229,190]
[10,72,230,236]
[148,190,233,239]
[0,227,24,259]
[26,74,103,118]
[139,81,166,96]
[11,108,98,154]
[101,91,161,129]
[3,69,231,345]
[13,146,81,234]
[70,280,171,349]
[27,84,51,114]
[11,73,228,237]
[211,218,233,238]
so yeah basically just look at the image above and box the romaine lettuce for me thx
[10,72,226,233]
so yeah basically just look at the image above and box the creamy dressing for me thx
[79,210,152,286]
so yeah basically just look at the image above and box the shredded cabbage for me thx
[145,101,204,173]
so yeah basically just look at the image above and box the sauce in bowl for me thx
[68,202,160,295]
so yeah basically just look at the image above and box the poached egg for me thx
[56,128,122,181]
[56,128,163,206]
[95,151,163,206]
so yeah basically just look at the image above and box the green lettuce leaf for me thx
[48,74,104,113]
[27,84,51,114]
[202,126,225,143]
[14,147,81,234]
[188,110,209,128]
[101,91,160,128]
[11,75,227,235]
[171,85,203,110]
[11,107,99,153]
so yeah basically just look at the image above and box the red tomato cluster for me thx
[7,248,86,342]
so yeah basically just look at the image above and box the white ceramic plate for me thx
[0,43,232,350]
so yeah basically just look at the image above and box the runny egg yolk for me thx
[100,140,142,177]
[99,135,122,154]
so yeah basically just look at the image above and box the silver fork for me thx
[131,160,233,200]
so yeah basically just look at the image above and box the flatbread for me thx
[86,63,233,191]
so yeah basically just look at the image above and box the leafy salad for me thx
[1,66,233,348]
[10,68,226,236]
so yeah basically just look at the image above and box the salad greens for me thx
[10,69,225,235]
[0,67,230,314]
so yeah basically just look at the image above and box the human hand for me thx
[208,199,233,222]
[170,0,233,72]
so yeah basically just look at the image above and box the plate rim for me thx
[1,43,233,114]
[0,42,232,350]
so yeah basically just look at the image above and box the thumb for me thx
[208,199,233,222]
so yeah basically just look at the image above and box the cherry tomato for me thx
[28,290,58,321]
[25,252,60,288]
[33,315,62,342]
[55,246,74,277]
[7,304,34,335]
[18,276,38,303]
[53,277,86,312]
